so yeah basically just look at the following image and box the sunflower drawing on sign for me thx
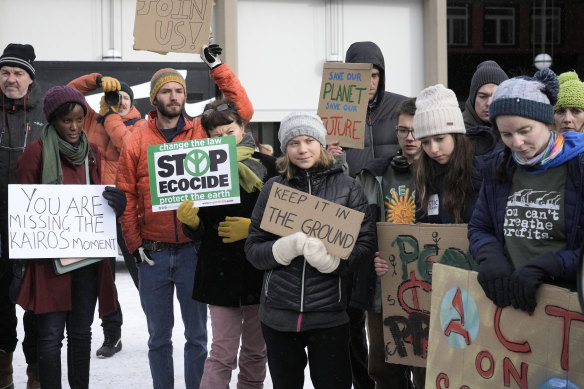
[385,185,416,224]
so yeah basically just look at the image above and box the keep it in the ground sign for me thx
[147,136,240,211]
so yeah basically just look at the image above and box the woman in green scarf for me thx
[15,86,126,389]
[177,98,276,388]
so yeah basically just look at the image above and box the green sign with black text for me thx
[147,136,240,212]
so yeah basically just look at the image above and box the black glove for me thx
[103,186,126,217]
[200,44,222,69]
[510,252,562,313]
[133,247,155,266]
[476,242,514,307]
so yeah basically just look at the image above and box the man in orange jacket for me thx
[116,44,253,389]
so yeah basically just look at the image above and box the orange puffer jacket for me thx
[68,73,143,184]
[116,64,253,253]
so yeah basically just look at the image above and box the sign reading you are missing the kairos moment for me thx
[8,185,118,259]
[260,182,364,259]
[147,136,240,211]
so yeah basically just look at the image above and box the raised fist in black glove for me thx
[510,252,562,313]
[200,44,222,69]
[103,186,126,217]
[476,242,514,308]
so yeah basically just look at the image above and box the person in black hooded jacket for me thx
[245,112,376,389]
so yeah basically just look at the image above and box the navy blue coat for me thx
[468,152,584,279]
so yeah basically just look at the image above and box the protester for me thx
[245,112,376,389]
[469,68,584,313]
[15,85,124,389]
[177,97,275,388]
[116,44,254,389]
[68,72,144,358]
[0,42,44,389]
[462,60,508,128]
[413,84,485,224]
[326,40,406,389]
[553,71,584,133]
[356,97,425,388]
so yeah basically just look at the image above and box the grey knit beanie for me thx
[278,112,327,153]
[489,68,559,125]
[468,60,508,105]
[413,84,466,139]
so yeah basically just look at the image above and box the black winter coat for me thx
[0,83,45,260]
[245,164,376,332]
[183,152,277,307]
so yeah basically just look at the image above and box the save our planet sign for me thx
[147,136,240,211]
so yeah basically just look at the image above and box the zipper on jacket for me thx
[264,269,273,297]
[299,170,312,314]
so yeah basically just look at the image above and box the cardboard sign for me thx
[147,136,240,211]
[427,263,584,388]
[260,182,364,259]
[377,223,477,367]
[317,62,372,149]
[133,0,214,54]
[8,185,117,259]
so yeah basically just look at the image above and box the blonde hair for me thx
[276,145,335,180]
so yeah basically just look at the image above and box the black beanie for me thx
[0,43,36,80]
[468,60,508,106]
[120,81,134,105]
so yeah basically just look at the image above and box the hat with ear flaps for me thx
[489,68,559,125]
[554,71,584,111]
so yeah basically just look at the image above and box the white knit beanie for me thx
[413,84,466,139]
[278,112,327,153]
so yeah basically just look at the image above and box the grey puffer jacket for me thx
[0,83,45,259]
[245,164,376,332]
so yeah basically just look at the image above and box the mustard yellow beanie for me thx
[554,71,584,111]
[149,68,186,104]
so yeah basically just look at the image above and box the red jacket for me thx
[15,138,116,316]
[68,73,143,185]
[116,64,254,253]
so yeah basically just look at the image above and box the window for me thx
[447,5,469,46]
[532,6,562,46]
[484,7,516,46]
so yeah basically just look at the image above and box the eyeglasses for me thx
[396,126,415,139]
[203,103,231,116]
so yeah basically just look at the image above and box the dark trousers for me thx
[100,258,123,340]
[261,322,352,389]
[36,264,98,389]
[348,306,375,389]
[0,234,37,364]
[117,225,138,289]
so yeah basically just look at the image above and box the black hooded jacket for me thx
[0,82,45,259]
[343,41,407,177]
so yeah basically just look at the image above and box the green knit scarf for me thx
[41,124,93,184]
[237,132,265,193]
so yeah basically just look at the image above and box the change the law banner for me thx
[147,136,240,212]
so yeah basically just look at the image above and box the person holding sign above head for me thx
[68,72,144,359]
[14,85,126,389]
[244,112,376,389]
[356,97,426,388]
[176,97,276,389]
[116,44,254,389]
[469,69,584,313]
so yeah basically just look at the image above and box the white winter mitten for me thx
[272,232,308,266]
[303,237,340,274]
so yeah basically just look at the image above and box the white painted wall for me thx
[1,0,425,122]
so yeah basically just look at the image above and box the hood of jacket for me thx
[345,41,385,107]
[466,125,499,157]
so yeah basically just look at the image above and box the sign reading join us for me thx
[317,62,372,149]
[133,0,214,54]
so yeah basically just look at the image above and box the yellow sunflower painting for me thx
[385,186,416,224]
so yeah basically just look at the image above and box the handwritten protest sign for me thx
[317,62,371,149]
[133,0,213,54]
[427,263,584,388]
[377,223,477,367]
[8,185,117,259]
[147,136,239,211]
[260,182,364,259]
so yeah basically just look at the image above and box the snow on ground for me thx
[12,260,318,388]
